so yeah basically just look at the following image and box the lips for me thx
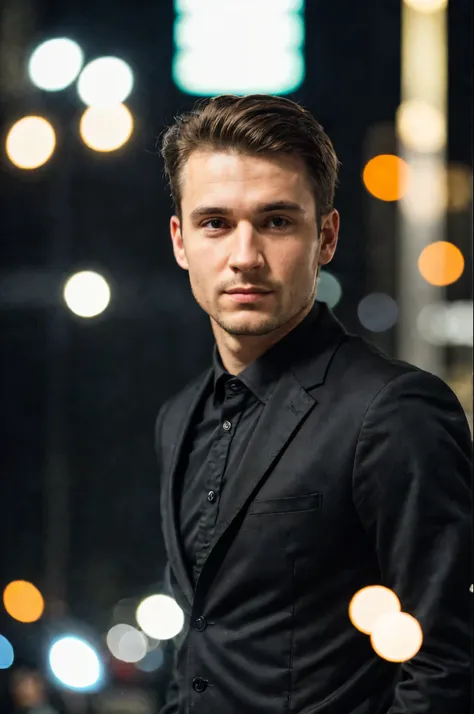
[225,289,270,295]
[225,291,273,303]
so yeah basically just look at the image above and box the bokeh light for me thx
[28,38,83,91]
[6,116,56,169]
[401,164,447,222]
[146,636,161,652]
[357,294,399,333]
[79,104,134,153]
[404,0,448,11]
[3,580,44,623]
[363,154,410,201]
[136,594,184,640]
[370,611,423,662]
[0,634,14,669]
[446,164,473,212]
[401,163,472,222]
[77,57,134,107]
[396,100,446,152]
[173,1,304,95]
[63,271,111,318]
[106,624,148,663]
[117,629,148,663]
[106,624,133,658]
[135,646,164,673]
[349,585,401,635]
[417,301,473,347]
[49,636,103,691]
[112,598,138,626]
[418,241,464,286]
[316,271,342,309]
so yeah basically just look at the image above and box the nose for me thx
[227,221,264,272]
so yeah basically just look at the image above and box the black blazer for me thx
[156,304,472,714]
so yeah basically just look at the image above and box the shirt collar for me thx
[212,300,322,405]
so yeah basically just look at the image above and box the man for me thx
[155,95,472,713]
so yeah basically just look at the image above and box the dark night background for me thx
[0,0,471,711]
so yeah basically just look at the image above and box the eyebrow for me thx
[189,201,306,221]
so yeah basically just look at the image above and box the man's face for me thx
[170,150,339,337]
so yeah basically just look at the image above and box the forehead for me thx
[180,150,315,212]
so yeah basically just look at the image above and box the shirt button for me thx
[230,382,239,391]
[222,420,232,431]
[192,676,207,693]
[194,615,207,632]
[207,490,217,503]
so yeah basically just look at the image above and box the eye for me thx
[202,218,227,230]
[266,216,292,230]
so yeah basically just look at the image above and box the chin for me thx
[221,312,280,337]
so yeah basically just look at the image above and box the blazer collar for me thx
[211,300,346,403]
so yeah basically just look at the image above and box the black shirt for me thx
[178,302,321,588]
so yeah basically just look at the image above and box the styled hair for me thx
[160,94,340,223]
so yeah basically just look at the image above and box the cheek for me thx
[280,242,318,277]
[187,252,214,293]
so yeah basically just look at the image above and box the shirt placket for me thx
[192,383,248,580]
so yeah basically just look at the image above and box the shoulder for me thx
[323,332,471,448]
[340,335,472,461]
[335,331,458,403]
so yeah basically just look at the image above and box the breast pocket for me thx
[248,492,322,515]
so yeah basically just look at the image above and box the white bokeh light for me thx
[29,38,84,91]
[63,271,111,318]
[118,629,148,663]
[136,595,184,640]
[77,57,134,107]
[49,636,102,690]
[173,0,304,95]
[417,301,473,347]
[106,624,148,663]
[396,100,446,153]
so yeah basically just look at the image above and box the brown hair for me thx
[160,94,339,224]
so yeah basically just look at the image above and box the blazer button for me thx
[194,615,207,632]
[192,676,207,693]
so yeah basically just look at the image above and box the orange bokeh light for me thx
[3,580,44,623]
[349,585,401,635]
[363,154,410,201]
[418,241,465,286]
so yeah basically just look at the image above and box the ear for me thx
[318,209,339,267]
[170,215,189,271]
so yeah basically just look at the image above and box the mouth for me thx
[225,291,273,303]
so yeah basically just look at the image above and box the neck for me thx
[213,301,314,375]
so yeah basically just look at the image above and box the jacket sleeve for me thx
[155,402,180,714]
[352,370,472,713]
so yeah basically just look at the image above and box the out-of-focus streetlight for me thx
[77,56,134,106]
[6,116,56,169]
[28,38,84,91]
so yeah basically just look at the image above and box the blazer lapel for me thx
[163,367,213,609]
[206,369,316,557]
